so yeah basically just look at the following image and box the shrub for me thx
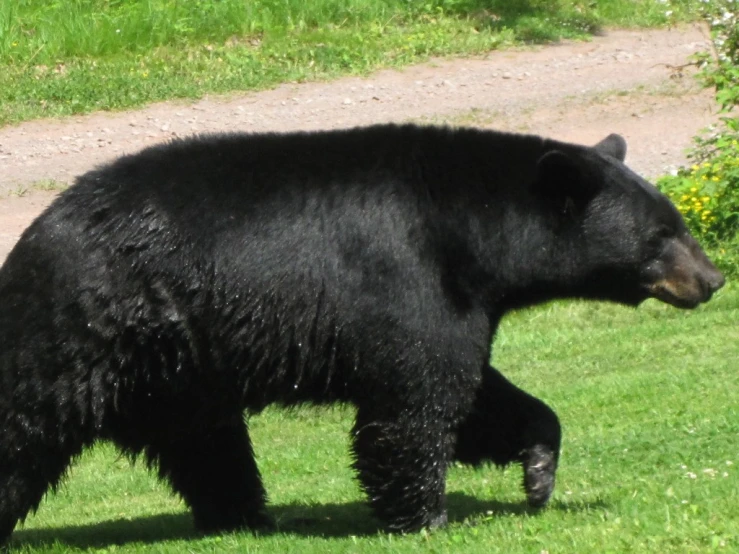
[657,0,738,274]
[659,144,739,243]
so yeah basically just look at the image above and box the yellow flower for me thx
[690,187,698,193]
[702,196,710,203]
[711,176,720,182]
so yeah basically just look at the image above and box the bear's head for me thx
[530,134,725,309]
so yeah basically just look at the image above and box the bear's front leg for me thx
[351,404,457,532]
[454,365,561,508]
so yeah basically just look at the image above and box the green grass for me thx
[8,284,737,553]
[2,180,68,199]
[0,0,701,127]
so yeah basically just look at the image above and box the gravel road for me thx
[0,25,718,263]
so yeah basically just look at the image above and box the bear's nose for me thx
[699,270,724,301]
[709,271,726,293]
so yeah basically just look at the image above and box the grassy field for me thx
[3,2,735,552]
[7,285,737,553]
[0,0,701,126]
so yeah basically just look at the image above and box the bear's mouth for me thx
[645,280,703,309]
[641,233,724,310]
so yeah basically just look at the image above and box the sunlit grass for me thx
[0,0,701,127]
[8,283,737,553]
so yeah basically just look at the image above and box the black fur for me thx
[0,124,723,542]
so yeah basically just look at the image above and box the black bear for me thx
[0,124,724,542]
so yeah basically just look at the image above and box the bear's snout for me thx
[646,234,725,309]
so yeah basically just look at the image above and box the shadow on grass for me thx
[11,494,608,550]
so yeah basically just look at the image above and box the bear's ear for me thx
[533,150,597,217]
[594,133,627,161]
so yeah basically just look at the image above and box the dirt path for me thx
[0,25,718,263]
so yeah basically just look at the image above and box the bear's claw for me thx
[522,444,557,508]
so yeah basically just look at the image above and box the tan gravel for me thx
[0,25,718,263]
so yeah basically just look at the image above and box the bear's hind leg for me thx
[454,365,561,508]
[0,407,91,545]
[140,416,271,534]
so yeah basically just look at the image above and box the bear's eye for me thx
[647,225,673,252]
